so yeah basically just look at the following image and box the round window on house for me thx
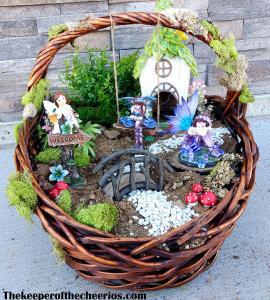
[155,58,172,78]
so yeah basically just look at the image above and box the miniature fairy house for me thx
[133,0,198,119]
[139,56,190,104]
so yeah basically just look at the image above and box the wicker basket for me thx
[15,12,259,291]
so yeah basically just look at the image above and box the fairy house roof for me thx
[133,0,198,79]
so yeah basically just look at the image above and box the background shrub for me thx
[61,48,140,127]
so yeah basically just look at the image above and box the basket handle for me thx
[27,12,241,115]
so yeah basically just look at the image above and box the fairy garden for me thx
[8,0,255,253]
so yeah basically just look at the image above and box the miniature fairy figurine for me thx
[43,93,79,135]
[179,115,224,168]
[120,96,157,149]
[43,93,85,187]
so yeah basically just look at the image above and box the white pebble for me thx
[125,190,198,237]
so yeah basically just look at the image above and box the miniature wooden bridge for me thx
[92,148,174,200]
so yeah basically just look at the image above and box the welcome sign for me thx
[48,130,91,147]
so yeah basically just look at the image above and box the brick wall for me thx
[0,0,269,121]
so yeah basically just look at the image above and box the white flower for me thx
[23,103,37,119]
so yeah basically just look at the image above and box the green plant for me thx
[57,190,72,215]
[134,0,198,79]
[61,48,140,127]
[201,20,220,40]
[239,85,255,103]
[74,203,118,232]
[48,24,68,41]
[36,147,61,164]
[74,147,91,167]
[34,124,49,150]
[155,0,173,10]
[117,51,141,97]
[6,172,38,222]
[79,122,101,157]
[21,79,49,111]
[14,121,24,144]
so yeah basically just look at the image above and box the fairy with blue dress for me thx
[120,96,157,149]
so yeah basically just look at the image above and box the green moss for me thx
[14,121,24,144]
[6,172,38,222]
[74,203,118,232]
[201,20,221,40]
[74,147,91,168]
[239,85,255,103]
[57,190,72,215]
[50,237,65,263]
[205,153,242,198]
[48,24,68,41]
[36,147,90,167]
[210,36,238,74]
[36,147,61,164]
[21,79,49,111]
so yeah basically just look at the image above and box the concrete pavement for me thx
[0,116,269,300]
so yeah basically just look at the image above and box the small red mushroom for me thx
[185,192,199,207]
[55,181,69,191]
[199,191,217,207]
[49,187,61,199]
[191,183,204,194]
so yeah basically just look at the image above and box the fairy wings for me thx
[166,90,199,132]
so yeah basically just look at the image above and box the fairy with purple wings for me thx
[120,96,157,149]
[166,90,199,132]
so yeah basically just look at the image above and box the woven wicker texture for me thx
[15,13,259,290]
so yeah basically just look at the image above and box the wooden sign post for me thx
[48,130,91,187]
